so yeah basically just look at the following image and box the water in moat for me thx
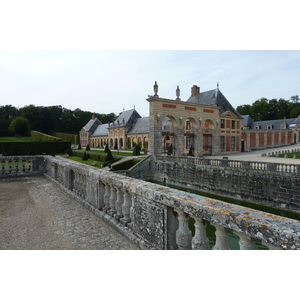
[149,180,300,250]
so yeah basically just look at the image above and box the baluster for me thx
[108,185,117,216]
[103,183,111,212]
[191,216,209,250]
[120,190,132,225]
[212,224,229,250]
[11,159,16,174]
[234,231,254,250]
[17,159,24,174]
[114,187,124,221]
[174,209,192,250]
[4,159,10,174]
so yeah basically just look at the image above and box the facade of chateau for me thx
[80,82,300,156]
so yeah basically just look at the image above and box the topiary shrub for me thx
[78,143,82,150]
[132,144,141,156]
[82,151,88,161]
[86,144,90,151]
[104,144,109,153]
[105,148,113,161]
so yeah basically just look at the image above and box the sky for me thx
[1,1,300,119]
[1,50,300,117]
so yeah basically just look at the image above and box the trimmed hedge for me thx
[0,141,71,156]
[111,159,139,171]
[0,131,13,137]
[73,150,108,162]
[53,132,79,144]
[31,130,62,142]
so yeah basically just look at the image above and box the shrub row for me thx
[73,150,108,162]
[0,131,13,137]
[53,132,79,144]
[31,130,62,142]
[111,159,139,171]
[0,141,71,156]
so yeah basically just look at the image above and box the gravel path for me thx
[0,176,139,250]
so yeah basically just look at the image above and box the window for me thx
[267,124,273,130]
[231,136,236,150]
[221,119,225,128]
[220,136,225,150]
[231,120,235,129]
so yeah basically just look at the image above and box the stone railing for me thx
[0,155,44,178]
[155,155,300,174]
[40,156,300,250]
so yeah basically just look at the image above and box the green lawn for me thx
[64,155,105,168]
[75,147,148,157]
[271,151,300,159]
[0,136,37,142]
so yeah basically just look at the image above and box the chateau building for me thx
[80,82,299,155]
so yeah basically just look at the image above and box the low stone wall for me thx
[42,156,300,249]
[2,155,300,249]
[127,155,300,214]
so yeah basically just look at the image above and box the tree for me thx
[105,149,113,161]
[9,117,30,137]
[236,104,252,117]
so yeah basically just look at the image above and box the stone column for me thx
[212,224,229,250]
[234,231,254,250]
[103,183,111,212]
[174,209,192,250]
[108,185,117,216]
[191,216,209,250]
[120,190,132,225]
[114,187,124,221]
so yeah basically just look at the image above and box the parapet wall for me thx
[2,155,300,249]
[128,155,300,213]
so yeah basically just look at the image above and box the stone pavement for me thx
[0,176,139,250]
[208,144,300,164]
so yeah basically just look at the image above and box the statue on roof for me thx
[153,81,159,97]
[176,85,181,101]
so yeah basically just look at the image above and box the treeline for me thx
[0,104,117,134]
[236,95,300,121]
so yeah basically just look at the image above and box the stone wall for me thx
[2,155,300,249]
[128,155,300,213]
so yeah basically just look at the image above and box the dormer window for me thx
[185,120,191,130]
[254,125,260,130]
[281,123,287,129]
[267,124,273,130]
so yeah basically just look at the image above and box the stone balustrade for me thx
[2,155,300,250]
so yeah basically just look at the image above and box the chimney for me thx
[92,114,95,120]
[191,85,200,97]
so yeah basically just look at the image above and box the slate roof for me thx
[293,115,300,124]
[83,117,102,132]
[127,117,149,134]
[91,123,109,136]
[186,88,241,117]
[241,115,296,130]
[109,109,142,128]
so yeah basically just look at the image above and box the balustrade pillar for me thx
[212,224,229,250]
[114,187,124,221]
[191,216,209,250]
[4,159,10,174]
[108,185,117,216]
[174,209,192,250]
[120,190,132,225]
[234,231,254,250]
[103,183,111,213]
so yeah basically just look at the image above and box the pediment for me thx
[220,111,240,119]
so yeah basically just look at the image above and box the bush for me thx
[86,144,90,151]
[82,151,88,161]
[111,159,139,171]
[9,117,30,137]
[132,144,141,156]
[105,148,114,161]
[30,130,62,141]
[78,143,82,150]
[104,144,109,153]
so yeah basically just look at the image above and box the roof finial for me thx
[217,82,219,89]
[134,105,135,110]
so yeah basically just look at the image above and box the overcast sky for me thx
[0,1,299,119]
[1,50,300,117]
